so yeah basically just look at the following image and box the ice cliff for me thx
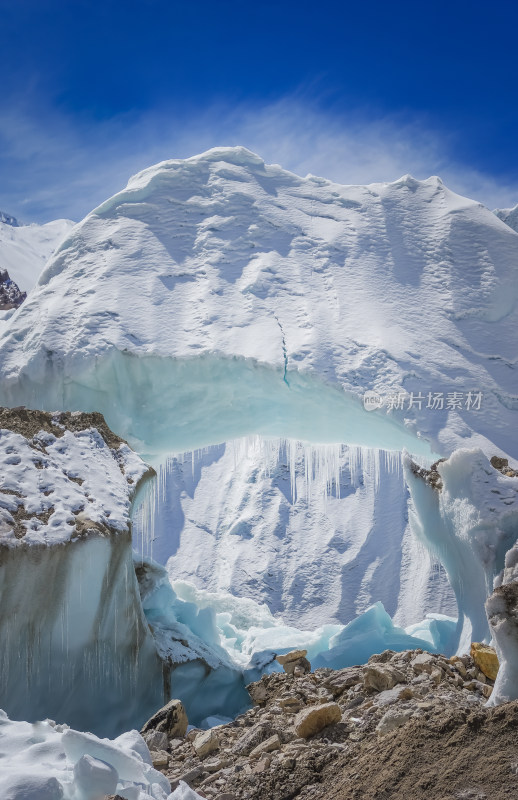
[0,408,165,736]
[0,408,248,737]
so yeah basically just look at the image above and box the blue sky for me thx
[1,0,518,222]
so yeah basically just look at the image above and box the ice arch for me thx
[0,351,434,459]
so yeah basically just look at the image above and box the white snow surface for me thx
[0,711,173,800]
[0,216,74,292]
[0,148,516,460]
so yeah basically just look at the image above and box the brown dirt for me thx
[147,649,518,800]
[323,702,518,800]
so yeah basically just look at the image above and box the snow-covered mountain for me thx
[0,213,74,293]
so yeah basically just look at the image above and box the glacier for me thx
[0,148,516,796]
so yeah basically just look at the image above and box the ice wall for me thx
[0,534,165,737]
[135,557,251,728]
[405,449,518,654]
[0,350,435,459]
[0,410,252,736]
[133,438,455,629]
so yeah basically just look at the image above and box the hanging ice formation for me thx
[133,439,407,561]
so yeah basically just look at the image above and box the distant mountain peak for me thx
[494,204,518,234]
[0,211,20,227]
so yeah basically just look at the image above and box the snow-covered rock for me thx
[0,210,19,227]
[0,269,26,309]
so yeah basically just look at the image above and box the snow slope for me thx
[0,214,74,292]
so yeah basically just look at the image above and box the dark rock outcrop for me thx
[0,269,26,310]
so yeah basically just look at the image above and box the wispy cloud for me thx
[1,98,517,223]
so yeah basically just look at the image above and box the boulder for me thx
[490,456,509,471]
[276,649,311,676]
[376,708,413,735]
[363,664,405,692]
[410,653,435,674]
[470,642,499,681]
[193,728,220,758]
[374,685,413,706]
[248,682,268,705]
[150,749,170,768]
[276,649,308,666]
[232,722,273,755]
[284,657,311,676]
[141,698,188,739]
[294,702,341,738]
[143,730,169,751]
[249,733,281,759]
